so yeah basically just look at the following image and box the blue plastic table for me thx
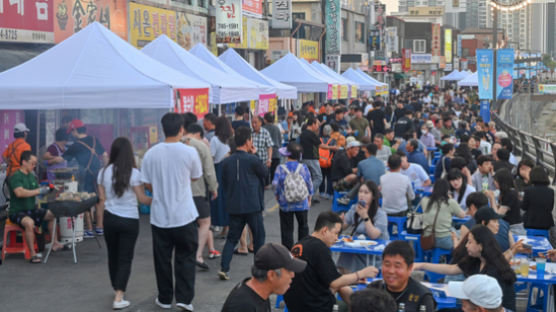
[330,236,388,266]
[514,235,552,254]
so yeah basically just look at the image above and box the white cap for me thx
[14,123,30,133]
[448,274,502,309]
[347,141,361,149]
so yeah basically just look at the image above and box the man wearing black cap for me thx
[221,243,307,312]
[394,109,414,138]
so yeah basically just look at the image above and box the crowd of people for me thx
[2,82,556,312]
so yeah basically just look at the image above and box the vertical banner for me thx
[476,49,493,100]
[325,0,340,55]
[444,28,452,64]
[350,85,358,98]
[402,48,411,72]
[215,0,242,43]
[327,84,333,100]
[129,2,175,48]
[258,94,275,116]
[480,100,490,123]
[431,24,441,56]
[332,85,338,100]
[271,0,291,29]
[339,85,348,99]
[175,88,210,119]
[496,48,514,100]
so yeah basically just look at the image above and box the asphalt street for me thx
[0,190,331,312]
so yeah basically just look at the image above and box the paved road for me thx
[0,190,332,312]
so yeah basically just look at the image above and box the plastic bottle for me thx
[398,303,406,312]
[419,305,427,312]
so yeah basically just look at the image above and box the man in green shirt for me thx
[8,151,61,263]
[348,106,371,141]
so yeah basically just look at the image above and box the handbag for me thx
[406,207,423,234]
[420,203,441,250]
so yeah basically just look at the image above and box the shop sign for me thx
[402,48,411,72]
[242,0,262,18]
[444,28,452,64]
[431,23,441,56]
[411,53,432,64]
[0,0,54,42]
[176,12,206,50]
[129,2,175,47]
[175,88,209,119]
[538,84,556,94]
[297,39,319,62]
[326,54,340,72]
[339,85,348,99]
[54,0,126,43]
[325,0,340,55]
[215,0,242,43]
[228,16,268,49]
[271,0,291,29]
[257,94,275,116]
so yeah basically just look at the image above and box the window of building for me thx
[342,18,348,41]
[198,0,206,7]
[292,12,305,21]
[355,22,364,43]
[413,39,426,53]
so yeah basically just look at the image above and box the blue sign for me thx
[480,100,490,123]
[476,49,493,100]
[496,49,514,100]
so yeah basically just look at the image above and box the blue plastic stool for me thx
[429,165,436,175]
[423,248,452,282]
[400,231,423,261]
[527,282,549,312]
[526,228,550,239]
[387,216,407,240]
[332,191,356,213]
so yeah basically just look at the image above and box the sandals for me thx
[233,249,248,256]
[30,255,42,264]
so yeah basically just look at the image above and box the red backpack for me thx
[319,138,333,168]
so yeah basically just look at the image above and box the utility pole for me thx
[492,7,498,106]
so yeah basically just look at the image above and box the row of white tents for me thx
[441,69,479,87]
[0,22,389,111]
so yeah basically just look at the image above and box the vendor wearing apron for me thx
[43,128,68,181]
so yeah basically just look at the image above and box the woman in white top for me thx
[209,117,232,234]
[447,169,476,211]
[97,137,151,310]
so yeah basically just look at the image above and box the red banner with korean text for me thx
[0,0,54,43]
[242,0,262,17]
[53,0,127,43]
[402,48,411,72]
[175,88,210,119]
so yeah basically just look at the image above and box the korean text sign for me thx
[496,48,514,100]
[0,0,54,42]
[476,49,493,100]
[325,0,340,55]
[271,0,291,29]
[129,2,175,48]
[444,28,452,64]
[175,88,210,119]
[215,0,242,43]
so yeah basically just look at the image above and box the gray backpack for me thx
[282,164,309,203]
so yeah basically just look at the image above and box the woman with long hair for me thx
[420,179,465,250]
[210,116,232,239]
[522,166,554,230]
[447,169,475,211]
[487,168,524,235]
[514,158,534,193]
[337,181,388,273]
[97,137,151,309]
[414,225,516,311]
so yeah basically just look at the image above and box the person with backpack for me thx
[272,142,313,250]
[319,125,336,200]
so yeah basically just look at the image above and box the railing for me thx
[492,96,556,183]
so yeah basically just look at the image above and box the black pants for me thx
[151,221,198,305]
[104,211,139,292]
[267,158,280,185]
[221,212,265,272]
[319,167,333,196]
[279,210,309,250]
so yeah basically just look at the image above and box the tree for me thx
[542,54,556,72]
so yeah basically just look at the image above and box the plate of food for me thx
[344,240,378,248]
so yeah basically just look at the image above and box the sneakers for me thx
[155,298,172,309]
[208,250,221,259]
[337,196,351,206]
[218,271,230,280]
[176,303,194,311]
[83,230,95,239]
[95,228,104,235]
[112,299,130,310]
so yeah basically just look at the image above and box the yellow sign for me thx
[407,6,444,16]
[229,16,269,50]
[339,85,348,99]
[149,126,158,145]
[350,85,358,98]
[298,39,319,62]
[331,85,338,100]
[445,29,452,64]
[129,2,176,48]
[250,100,256,112]
[269,97,277,113]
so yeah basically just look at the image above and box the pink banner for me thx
[258,94,275,116]
[327,84,333,100]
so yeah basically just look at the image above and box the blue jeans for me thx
[303,159,322,195]
[220,212,265,272]
[435,235,453,250]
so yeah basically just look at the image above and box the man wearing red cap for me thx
[63,119,107,238]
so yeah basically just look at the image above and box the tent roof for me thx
[440,69,461,81]
[219,48,297,100]
[142,35,259,104]
[313,62,359,87]
[190,44,276,96]
[453,70,470,81]
[260,53,330,93]
[309,62,351,86]
[0,22,209,110]
[356,68,388,86]
[457,72,478,87]
[341,68,377,91]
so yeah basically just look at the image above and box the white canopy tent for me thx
[190,44,276,96]
[261,53,330,92]
[308,62,350,88]
[219,48,297,100]
[314,62,359,88]
[457,72,478,87]
[453,70,470,81]
[341,68,379,91]
[142,35,259,104]
[440,70,461,81]
[0,22,210,110]
[356,68,388,87]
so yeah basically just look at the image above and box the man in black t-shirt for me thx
[222,243,306,312]
[285,211,378,312]
[394,109,414,138]
[366,101,387,137]
[368,241,436,312]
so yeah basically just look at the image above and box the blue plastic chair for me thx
[332,191,356,213]
[526,228,550,240]
[423,248,452,282]
[527,282,549,312]
[400,231,423,261]
[387,216,407,240]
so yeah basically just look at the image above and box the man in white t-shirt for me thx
[399,151,431,189]
[141,113,203,311]
[380,154,415,216]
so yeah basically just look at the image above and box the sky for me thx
[382,0,399,14]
